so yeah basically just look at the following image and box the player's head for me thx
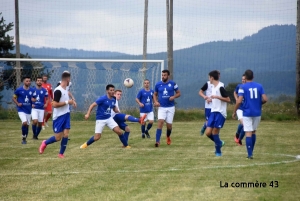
[161,70,170,82]
[22,76,31,87]
[208,70,219,83]
[143,79,150,89]
[106,84,115,97]
[242,74,246,84]
[42,74,48,83]
[61,71,71,85]
[114,89,122,101]
[244,69,254,81]
[36,76,43,87]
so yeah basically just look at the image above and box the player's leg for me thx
[123,126,130,145]
[31,109,38,139]
[243,117,254,159]
[237,118,244,146]
[18,112,30,144]
[211,113,226,156]
[165,107,175,145]
[155,107,166,147]
[200,108,210,135]
[57,113,71,158]
[125,113,147,124]
[44,103,52,128]
[109,118,130,148]
[39,113,66,154]
[113,114,130,143]
[140,113,146,138]
[80,119,105,149]
[205,113,215,142]
[251,116,261,155]
[35,109,44,139]
[145,112,154,138]
[235,109,244,145]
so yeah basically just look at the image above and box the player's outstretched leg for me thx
[39,136,56,154]
[234,123,243,143]
[145,123,152,138]
[200,122,207,135]
[212,134,223,157]
[80,135,99,149]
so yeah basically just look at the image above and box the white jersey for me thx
[211,82,227,118]
[58,81,72,91]
[52,85,70,120]
[111,100,120,118]
[205,81,213,109]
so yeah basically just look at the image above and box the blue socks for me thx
[252,134,256,152]
[21,125,28,138]
[146,123,152,131]
[87,136,95,145]
[207,134,214,142]
[239,129,245,141]
[36,126,42,137]
[237,124,243,135]
[141,125,146,133]
[127,116,139,123]
[119,134,128,147]
[212,134,222,154]
[32,125,37,137]
[124,131,130,142]
[156,129,162,143]
[45,136,57,145]
[246,136,253,157]
[167,129,172,137]
[59,137,68,154]
[203,122,207,130]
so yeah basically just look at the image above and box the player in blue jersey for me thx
[205,70,230,157]
[136,79,155,138]
[39,71,76,158]
[12,76,36,144]
[233,74,246,146]
[153,70,181,147]
[80,84,132,149]
[31,76,49,140]
[112,89,146,145]
[233,69,268,159]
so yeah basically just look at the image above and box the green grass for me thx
[0,120,300,201]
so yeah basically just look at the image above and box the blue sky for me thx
[1,0,297,55]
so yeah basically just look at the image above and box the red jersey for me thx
[42,82,53,99]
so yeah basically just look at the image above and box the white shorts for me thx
[95,117,118,134]
[243,116,261,132]
[237,109,243,121]
[157,106,175,124]
[140,112,154,121]
[18,112,31,124]
[31,108,45,122]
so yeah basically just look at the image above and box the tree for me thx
[225,82,239,104]
[0,13,14,58]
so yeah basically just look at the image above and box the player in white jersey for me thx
[39,71,76,158]
[205,70,230,157]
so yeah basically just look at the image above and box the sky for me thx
[1,0,297,55]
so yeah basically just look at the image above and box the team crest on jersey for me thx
[29,91,32,95]
[40,90,43,94]
[25,95,29,103]
[168,83,171,87]
[151,92,153,95]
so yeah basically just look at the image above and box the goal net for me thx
[0,58,164,120]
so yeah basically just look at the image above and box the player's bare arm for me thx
[44,96,49,108]
[153,91,160,107]
[135,98,144,107]
[169,89,181,101]
[262,94,268,104]
[52,99,74,108]
[84,102,97,120]
[113,106,120,113]
[12,95,22,107]
[232,96,243,119]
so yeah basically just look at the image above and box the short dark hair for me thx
[144,79,150,82]
[162,69,170,75]
[115,89,122,93]
[61,71,71,80]
[22,76,31,81]
[106,84,115,90]
[244,69,254,80]
[36,76,43,80]
[208,70,219,81]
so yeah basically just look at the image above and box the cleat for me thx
[45,122,49,127]
[166,136,171,145]
[234,136,239,144]
[238,139,242,146]
[32,136,38,140]
[39,140,47,154]
[142,134,145,138]
[124,146,131,149]
[155,142,160,147]
[200,127,205,136]
[80,142,88,149]
[221,140,225,147]
[215,152,222,157]
[21,139,27,144]
[58,154,64,158]
[42,126,45,130]
[247,156,253,159]
[139,114,147,124]
[145,130,150,138]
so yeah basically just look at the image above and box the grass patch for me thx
[0,121,299,200]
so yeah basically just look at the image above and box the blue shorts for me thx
[113,113,127,131]
[205,108,211,120]
[207,112,225,129]
[53,113,71,133]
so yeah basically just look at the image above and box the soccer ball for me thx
[124,78,134,88]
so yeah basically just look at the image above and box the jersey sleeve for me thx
[136,90,142,100]
[32,89,37,98]
[95,96,104,105]
[234,84,240,94]
[154,83,159,93]
[53,90,62,102]
[220,87,229,97]
[201,82,208,91]
[238,85,245,97]
[44,89,49,97]
[173,82,179,91]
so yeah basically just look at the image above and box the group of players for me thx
[13,68,267,159]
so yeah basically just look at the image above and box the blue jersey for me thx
[33,87,48,110]
[238,82,265,117]
[95,95,116,120]
[14,86,36,114]
[136,88,154,113]
[235,84,244,110]
[155,80,179,107]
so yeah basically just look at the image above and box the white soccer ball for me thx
[124,78,134,88]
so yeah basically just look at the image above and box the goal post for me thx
[0,58,164,120]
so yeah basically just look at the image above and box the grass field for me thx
[0,120,300,201]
